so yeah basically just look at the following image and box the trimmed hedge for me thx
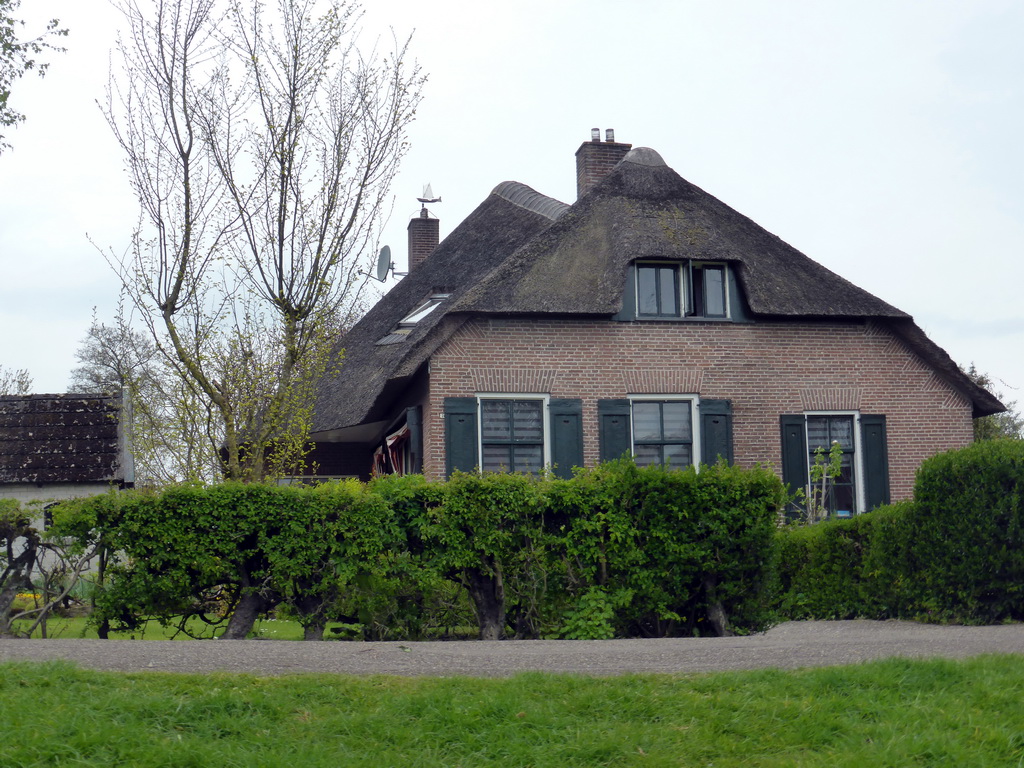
[906,439,1024,623]
[776,439,1024,624]
[52,460,787,639]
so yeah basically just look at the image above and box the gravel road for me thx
[3,620,1024,677]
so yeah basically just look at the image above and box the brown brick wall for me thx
[575,139,633,198]
[421,316,974,499]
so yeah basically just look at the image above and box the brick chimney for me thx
[575,128,632,199]
[407,207,439,271]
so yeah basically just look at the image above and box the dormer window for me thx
[398,293,450,327]
[636,262,728,319]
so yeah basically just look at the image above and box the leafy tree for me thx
[0,0,67,153]
[964,364,1023,441]
[101,0,424,481]
[0,364,31,395]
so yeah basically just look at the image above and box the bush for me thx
[549,459,785,637]
[905,439,1024,622]
[776,501,913,620]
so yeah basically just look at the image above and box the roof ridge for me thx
[490,181,569,221]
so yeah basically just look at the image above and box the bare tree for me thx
[69,305,223,484]
[0,365,32,395]
[102,0,423,481]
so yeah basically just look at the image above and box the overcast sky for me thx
[1,0,1022,409]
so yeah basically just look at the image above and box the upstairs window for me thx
[635,262,728,319]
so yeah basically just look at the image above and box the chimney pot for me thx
[575,130,632,199]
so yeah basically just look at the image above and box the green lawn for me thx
[3,655,1023,766]
[10,615,347,641]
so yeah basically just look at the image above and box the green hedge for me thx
[906,439,1024,622]
[52,460,787,639]
[776,440,1024,624]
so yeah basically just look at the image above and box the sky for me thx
[1,0,1022,409]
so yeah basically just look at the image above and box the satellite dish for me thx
[375,245,392,282]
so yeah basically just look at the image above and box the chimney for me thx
[407,206,439,271]
[575,128,632,199]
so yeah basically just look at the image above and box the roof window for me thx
[399,294,450,327]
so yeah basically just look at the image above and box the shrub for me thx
[905,439,1024,623]
[776,501,913,620]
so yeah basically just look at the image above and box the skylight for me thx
[399,294,450,327]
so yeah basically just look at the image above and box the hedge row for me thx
[52,459,787,640]
[777,439,1024,623]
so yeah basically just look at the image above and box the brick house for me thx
[308,132,1002,515]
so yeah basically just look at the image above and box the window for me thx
[444,396,583,479]
[805,414,856,516]
[598,397,733,468]
[635,262,728,319]
[480,398,546,473]
[780,412,890,518]
[631,399,694,469]
[399,293,450,327]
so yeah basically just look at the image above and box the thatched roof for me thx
[456,148,908,318]
[312,183,568,435]
[313,147,1002,433]
[0,393,128,484]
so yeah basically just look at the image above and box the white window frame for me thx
[475,393,551,473]
[802,410,866,516]
[628,394,701,470]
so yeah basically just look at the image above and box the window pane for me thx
[806,417,829,451]
[663,443,692,469]
[482,444,511,473]
[481,401,511,440]
[829,417,854,450]
[637,267,658,315]
[633,445,661,467]
[703,266,726,317]
[512,401,543,441]
[512,444,543,473]
[658,267,678,315]
[632,402,663,441]
[662,402,691,440]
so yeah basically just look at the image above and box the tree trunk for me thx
[303,623,325,641]
[465,563,506,641]
[702,573,734,637]
[221,590,267,639]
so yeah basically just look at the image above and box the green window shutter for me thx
[860,414,890,510]
[444,397,478,478]
[598,399,632,463]
[406,406,423,475]
[549,399,583,479]
[700,399,733,465]
[780,415,808,512]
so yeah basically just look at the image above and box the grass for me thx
[9,615,347,641]
[2,655,1024,766]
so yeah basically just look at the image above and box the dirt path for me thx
[3,620,1024,677]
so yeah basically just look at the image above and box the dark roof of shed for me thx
[312,183,568,433]
[313,148,1003,432]
[0,393,127,484]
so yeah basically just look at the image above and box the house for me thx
[0,393,134,517]
[307,131,1003,514]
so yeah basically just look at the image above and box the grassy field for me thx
[10,615,346,641]
[2,655,1023,766]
